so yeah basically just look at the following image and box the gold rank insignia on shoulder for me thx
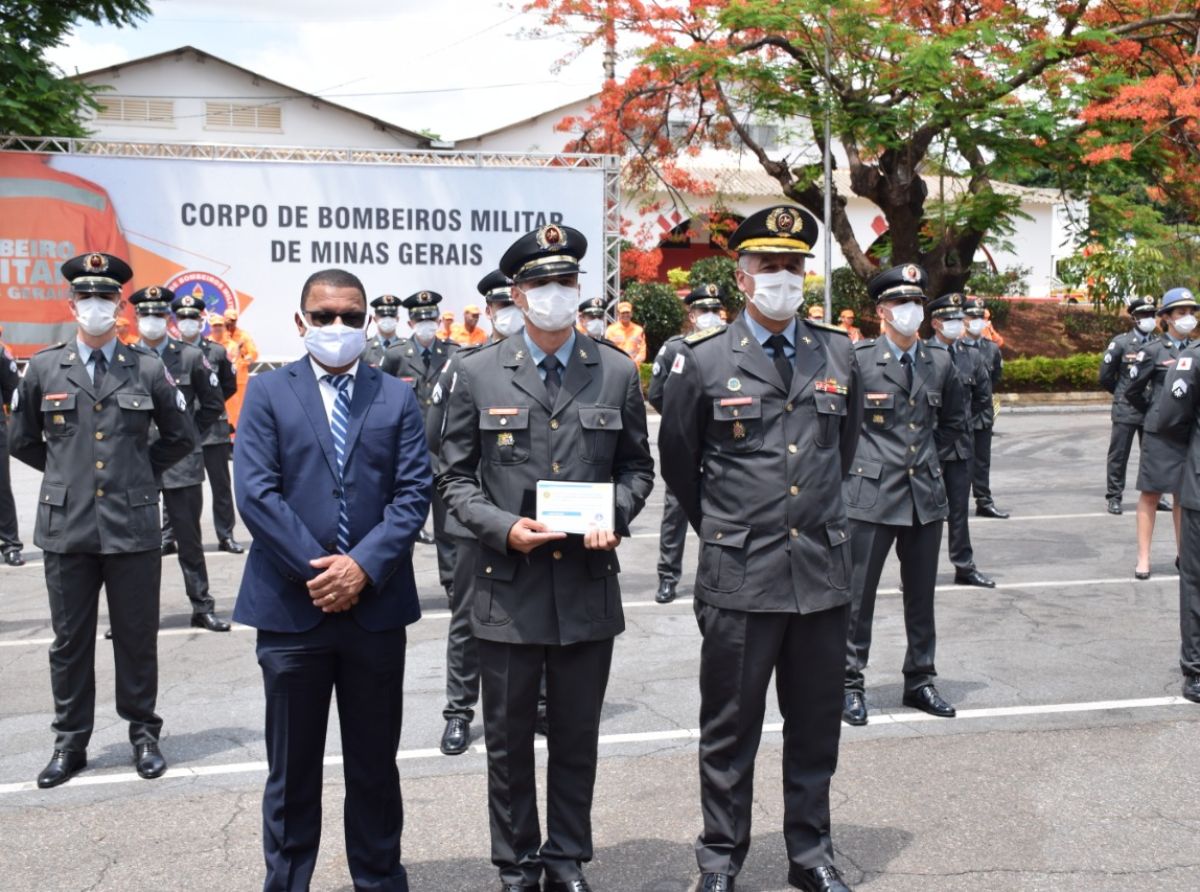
[497,432,515,447]
[814,378,848,395]
[732,420,746,440]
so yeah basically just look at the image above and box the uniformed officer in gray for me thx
[1150,329,1200,704]
[842,264,967,728]
[361,294,404,367]
[438,224,654,892]
[382,290,459,559]
[482,269,526,341]
[1099,297,1159,514]
[171,291,243,553]
[962,298,1008,518]
[0,341,23,566]
[648,282,726,605]
[926,293,995,587]
[131,285,229,632]
[660,206,861,892]
[9,252,194,788]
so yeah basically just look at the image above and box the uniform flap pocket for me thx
[816,393,847,416]
[476,546,519,582]
[39,482,66,507]
[825,518,851,547]
[479,407,530,431]
[129,487,160,506]
[926,391,943,407]
[711,397,762,421]
[578,405,623,431]
[849,458,883,479]
[41,393,77,411]
[700,516,751,548]
[864,392,894,409]
[586,549,620,579]
[928,459,943,478]
[116,392,153,411]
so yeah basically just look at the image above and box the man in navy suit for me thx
[233,268,432,892]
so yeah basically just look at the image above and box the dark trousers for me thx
[162,485,215,615]
[1106,422,1143,501]
[203,442,238,540]
[693,602,847,876]
[0,425,21,553]
[478,637,613,887]
[43,550,163,751]
[657,486,688,584]
[257,616,409,892]
[972,427,995,507]
[431,493,456,592]
[1178,509,1200,678]
[845,518,942,695]
[444,534,480,722]
[944,458,975,572]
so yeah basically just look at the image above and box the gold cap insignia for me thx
[950,294,961,305]
[535,224,565,249]
[706,283,719,297]
[766,208,796,234]
[87,253,107,272]
[902,264,921,283]
[419,291,431,303]
[147,286,160,299]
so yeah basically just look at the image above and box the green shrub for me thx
[639,362,654,395]
[689,255,741,314]
[626,280,686,359]
[1001,353,1104,392]
[982,298,1012,330]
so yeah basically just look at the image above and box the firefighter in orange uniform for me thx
[221,309,257,431]
[605,300,646,362]
[838,309,864,342]
[450,304,489,347]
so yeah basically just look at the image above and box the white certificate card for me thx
[536,481,615,535]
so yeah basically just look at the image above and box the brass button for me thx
[908,468,915,476]
[828,402,836,410]
[95,461,104,470]
[839,530,847,539]
[909,445,917,453]
[552,461,561,473]
[785,403,794,412]
[715,532,723,540]
[909,422,916,430]
[599,417,606,426]
[732,409,740,418]
[790,528,799,538]
[909,399,916,407]
[94,403,102,412]
[500,417,508,426]
[96,488,104,498]
[132,400,140,408]
[53,400,60,407]
[552,550,563,560]
[789,485,799,496]
[856,466,863,473]
[788,444,798,454]
[95,432,104,440]
[550,419,559,430]
[485,566,493,575]
[43,494,50,502]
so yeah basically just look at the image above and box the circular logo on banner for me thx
[164,271,238,338]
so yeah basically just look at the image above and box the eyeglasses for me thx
[305,310,367,329]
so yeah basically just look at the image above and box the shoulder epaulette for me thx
[684,326,725,346]
[924,340,948,351]
[33,342,66,356]
[804,320,850,337]
[595,336,633,356]
[853,338,877,350]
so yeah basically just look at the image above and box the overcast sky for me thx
[47,0,605,141]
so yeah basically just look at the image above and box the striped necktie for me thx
[324,374,353,553]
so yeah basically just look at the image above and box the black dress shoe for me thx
[161,540,177,555]
[1107,498,1123,515]
[544,879,591,892]
[842,691,867,726]
[1183,675,1200,704]
[3,550,24,567]
[36,749,86,788]
[655,579,677,604]
[417,530,435,546]
[191,612,232,632]
[440,717,470,755]
[1158,497,1172,512]
[134,742,167,779]
[1134,568,1151,581]
[954,568,996,588]
[218,538,245,554]
[975,503,1010,519]
[902,684,956,717]
[695,874,735,892]
[788,864,852,892]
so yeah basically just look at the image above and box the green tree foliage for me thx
[626,280,686,359]
[687,255,740,314]
[0,1,149,137]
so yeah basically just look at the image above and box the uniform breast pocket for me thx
[710,398,764,452]
[41,393,78,439]
[116,392,154,435]
[697,516,750,593]
[814,393,847,448]
[127,486,160,538]
[926,390,942,428]
[479,407,530,465]
[928,458,947,507]
[845,458,883,510]
[37,482,67,538]
[578,406,623,464]
[864,392,895,430]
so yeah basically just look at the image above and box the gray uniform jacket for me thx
[361,335,403,369]
[658,315,862,614]
[197,336,236,445]
[647,334,686,413]
[1126,337,1189,434]
[149,339,224,490]
[1099,329,1155,426]
[426,346,483,540]
[967,337,1002,429]
[0,347,17,428]
[928,337,991,462]
[437,334,655,645]
[381,336,459,422]
[9,341,195,553]
[844,338,968,527]
[1156,346,1200,509]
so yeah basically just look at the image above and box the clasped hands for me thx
[308,554,368,613]
[506,516,621,554]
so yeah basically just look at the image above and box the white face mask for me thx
[304,322,366,368]
[74,297,118,337]
[1174,314,1197,336]
[966,318,987,336]
[138,315,168,341]
[939,319,964,340]
[176,318,202,340]
[521,282,580,332]
[491,305,525,338]
[1135,316,1157,334]
[886,301,925,338]
[748,270,806,321]
[412,320,439,343]
[695,311,724,330]
[377,316,398,337]
[584,317,607,338]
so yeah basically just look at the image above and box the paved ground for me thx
[1,410,1198,892]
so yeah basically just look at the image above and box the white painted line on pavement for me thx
[0,695,1192,795]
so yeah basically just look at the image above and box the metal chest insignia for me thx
[731,421,746,440]
[497,432,515,447]
[873,413,885,424]
[726,377,741,392]
[52,414,65,425]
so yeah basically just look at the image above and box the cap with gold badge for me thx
[499,223,587,284]
[727,205,819,257]
[403,290,443,322]
[170,288,206,319]
[963,296,989,317]
[868,264,929,303]
[129,285,175,316]
[371,294,402,318]
[685,283,724,311]
[477,269,513,306]
[927,292,966,320]
[578,296,607,318]
[61,252,133,295]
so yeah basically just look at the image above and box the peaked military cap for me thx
[477,269,513,304]
[499,223,587,283]
[1159,287,1199,315]
[727,205,818,257]
[868,264,928,303]
[171,286,207,318]
[963,295,988,316]
[1127,297,1156,315]
[685,282,724,309]
[129,285,175,315]
[578,296,607,317]
[61,252,133,295]
[371,294,402,316]
[927,292,966,319]
[403,289,442,322]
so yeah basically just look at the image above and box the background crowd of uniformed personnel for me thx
[5,203,1199,892]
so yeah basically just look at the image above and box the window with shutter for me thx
[95,97,175,127]
[204,102,283,132]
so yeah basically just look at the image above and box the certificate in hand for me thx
[536,481,615,535]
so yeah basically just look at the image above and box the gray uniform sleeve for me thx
[1098,337,1121,394]
[148,359,196,475]
[8,360,46,472]
[658,343,706,532]
[611,359,655,536]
